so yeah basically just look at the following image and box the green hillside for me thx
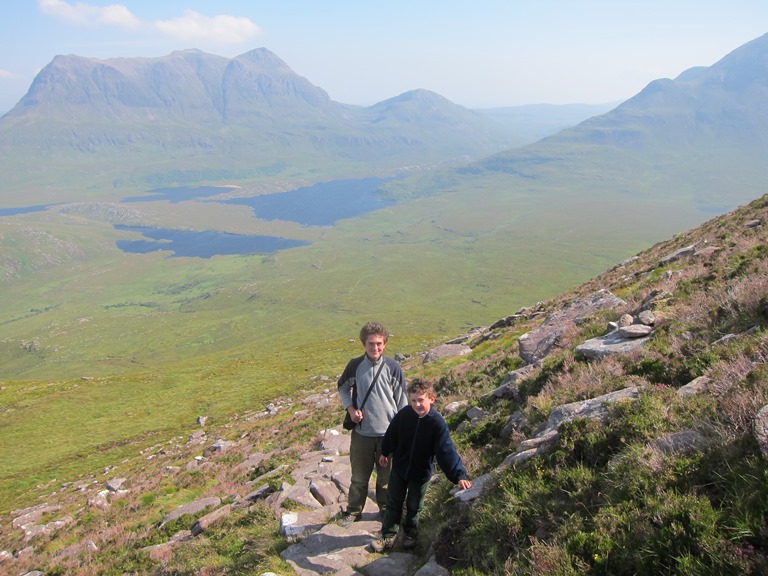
[1,189,765,575]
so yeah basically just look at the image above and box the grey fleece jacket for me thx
[337,354,407,437]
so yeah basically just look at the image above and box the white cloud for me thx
[38,0,141,29]
[154,11,261,44]
[0,69,16,79]
[38,2,261,45]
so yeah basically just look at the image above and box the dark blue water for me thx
[221,177,395,226]
[115,226,309,258]
[1,177,396,258]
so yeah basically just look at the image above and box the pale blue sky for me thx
[1,1,767,113]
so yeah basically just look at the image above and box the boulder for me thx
[617,324,652,338]
[754,405,768,457]
[659,243,698,265]
[191,505,232,536]
[649,430,709,456]
[423,344,472,364]
[518,290,625,363]
[677,376,711,396]
[159,497,221,527]
[413,555,450,576]
[575,331,650,359]
[533,387,640,438]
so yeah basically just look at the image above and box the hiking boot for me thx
[370,535,396,553]
[337,512,360,528]
[403,534,417,550]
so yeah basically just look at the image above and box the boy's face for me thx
[410,391,435,417]
[364,334,386,361]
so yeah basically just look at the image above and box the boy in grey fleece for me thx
[337,321,407,525]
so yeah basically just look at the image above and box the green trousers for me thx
[346,430,389,515]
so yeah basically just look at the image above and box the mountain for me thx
[561,32,768,148]
[0,49,515,201]
[445,32,768,216]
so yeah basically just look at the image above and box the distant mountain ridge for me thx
[0,48,517,198]
[458,32,768,215]
[567,32,768,148]
[8,49,344,122]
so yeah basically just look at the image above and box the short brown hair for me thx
[407,378,436,399]
[359,321,389,344]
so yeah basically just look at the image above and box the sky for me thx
[1,1,767,113]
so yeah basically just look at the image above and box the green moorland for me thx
[0,155,753,513]
[1,190,766,575]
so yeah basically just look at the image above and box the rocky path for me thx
[274,427,447,575]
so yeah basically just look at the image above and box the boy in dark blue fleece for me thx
[371,378,472,552]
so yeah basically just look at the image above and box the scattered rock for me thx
[649,430,709,456]
[159,497,221,528]
[203,439,235,457]
[677,376,710,396]
[617,324,652,338]
[694,246,721,259]
[422,344,472,364]
[575,330,650,359]
[532,387,641,438]
[639,289,674,311]
[106,478,127,492]
[659,243,698,265]
[499,411,526,439]
[518,290,625,363]
[618,313,634,327]
[87,490,110,510]
[442,400,469,414]
[754,405,768,457]
[191,504,232,536]
[636,309,656,326]
[414,555,451,576]
[491,363,538,400]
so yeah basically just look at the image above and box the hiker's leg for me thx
[403,478,429,536]
[381,470,406,538]
[347,431,376,515]
[373,435,390,512]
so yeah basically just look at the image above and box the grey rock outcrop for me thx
[159,497,221,528]
[659,243,699,265]
[649,430,710,456]
[754,405,768,457]
[677,376,711,396]
[423,343,472,364]
[518,290,626,363]
[575,330,650,359]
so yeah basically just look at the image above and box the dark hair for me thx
[407,378,436,398]
[359,321,390,344]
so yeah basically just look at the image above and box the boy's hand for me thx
[378,455,390,467]
[458,479,472,490]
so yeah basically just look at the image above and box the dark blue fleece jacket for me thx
[381,405,468,485]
